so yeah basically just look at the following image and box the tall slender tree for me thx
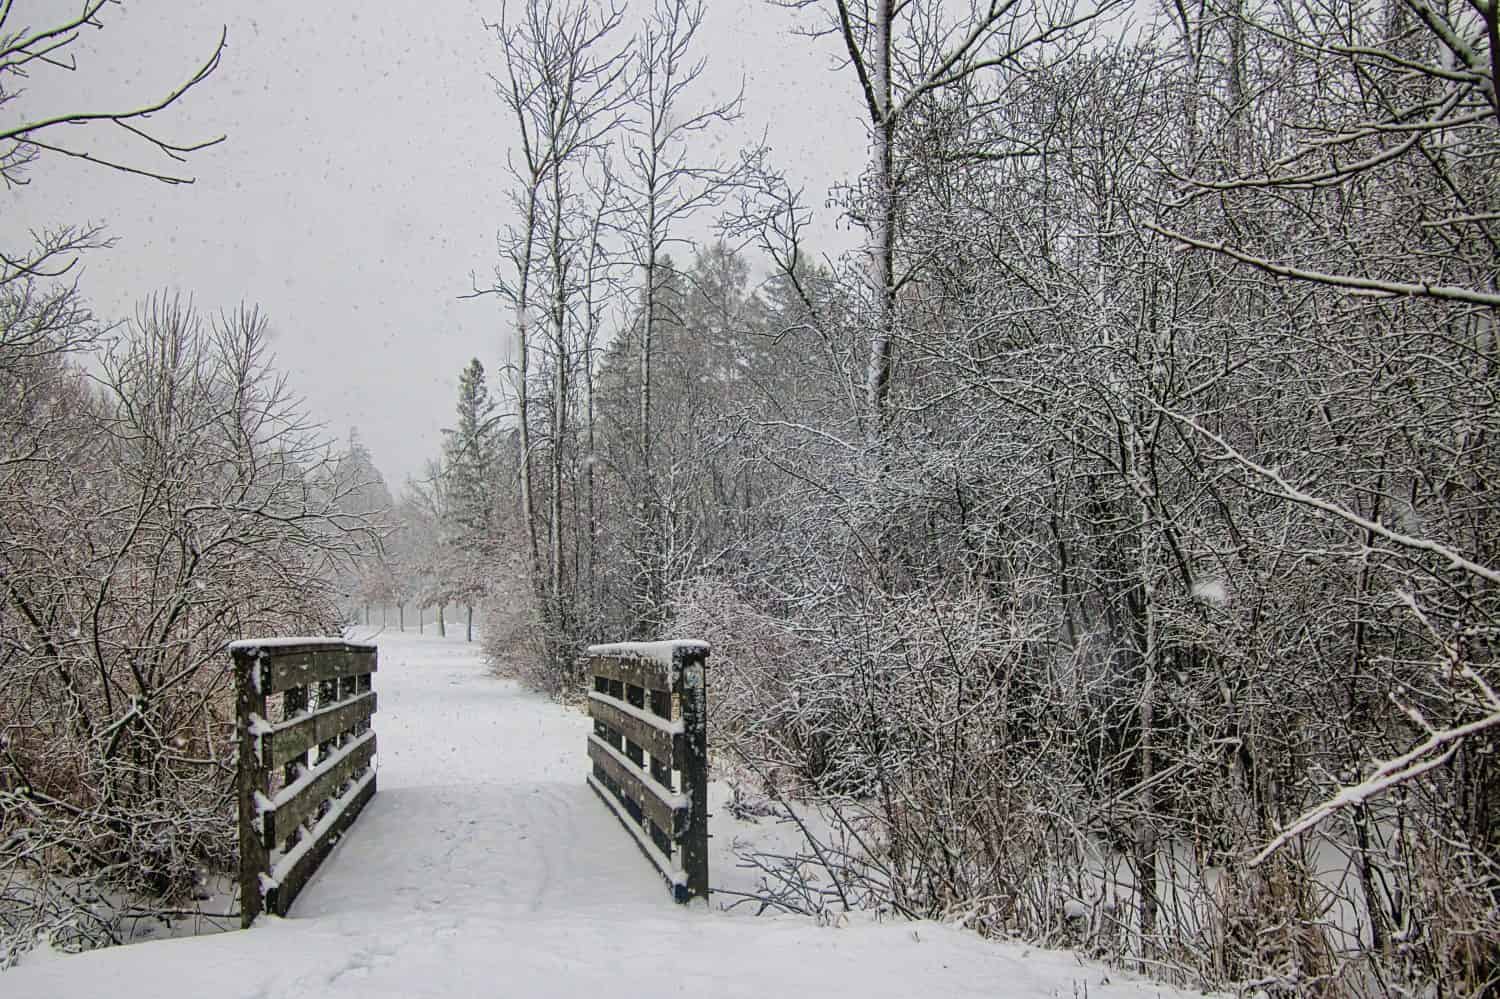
[484,0,631,669]
[620,0,746,629]
[440,359,503,640]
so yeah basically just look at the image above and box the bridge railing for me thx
[584,640,709,902]
[230,638,379,927]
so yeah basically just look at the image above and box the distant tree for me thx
[390,482,444,631]
[330,429,397,624]
[399,465,459,637]
[440,359,503,640]
[441,360,502,541]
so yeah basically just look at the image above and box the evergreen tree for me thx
[441,359,502,543]
[439,359,502,639]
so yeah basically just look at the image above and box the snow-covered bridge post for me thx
[231,638,379,927]
[583,640,709,902]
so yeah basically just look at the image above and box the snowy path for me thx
[8,632,1201,998]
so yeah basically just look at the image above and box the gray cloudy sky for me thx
[10,0,865,487]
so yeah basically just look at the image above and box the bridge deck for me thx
[6,632,1195,999]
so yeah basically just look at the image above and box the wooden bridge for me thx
[230,636,710,925]
[3,631,1195,999]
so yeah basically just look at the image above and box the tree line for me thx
[444,0,1500,995]
[0,5,386,962]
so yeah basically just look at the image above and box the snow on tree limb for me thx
[1156,404,1500,586]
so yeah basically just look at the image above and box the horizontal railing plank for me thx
[588,654,671,694]
[265,771,377,917]
[265,691,377,769]
[259,648,377,694]
[264,733,376,846]
[586,774,686,890]
[587,735,685,836]
[231,638,377,658]
[587,691,677,760]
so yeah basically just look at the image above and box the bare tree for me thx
[0,1,225,285]
[1,297,371,961]
[776,0,1123,439]
[482,0,630,670]
[617,0,747,628]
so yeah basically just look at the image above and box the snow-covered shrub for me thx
[479,559,553,691]
[0,295,366,963]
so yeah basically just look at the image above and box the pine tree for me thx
[442,359,501,542]
[440,359,502,639]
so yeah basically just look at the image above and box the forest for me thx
[4,0,1499,995]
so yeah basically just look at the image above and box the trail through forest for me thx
[6,631,1201,998]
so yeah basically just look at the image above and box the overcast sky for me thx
[9,0,866,488]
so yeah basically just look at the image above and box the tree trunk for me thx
[864,0,896,444]
[437,604,446,637]
[638,235,661,631]
[641,234,656,473]
[550,346,566,639]
[1132,474,1161,950]
[1226,0,1247,167]
[515,193,543,601]
[466,604,473,643]
[585,312,599,620]
[547,157,570,657]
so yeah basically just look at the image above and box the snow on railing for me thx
[582,640,710,903]
[231,638,379,927]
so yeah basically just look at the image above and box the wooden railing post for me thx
[233,646,269,929]
[675,643,709,901]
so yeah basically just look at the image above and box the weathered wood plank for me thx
[588,654,672,694]
[583,640,710,904]
[259,648,377,695]
[264,735,377,847]
[265,773,377,918]
[234,639,380,927]
[587,737,684,836]
[587,775,685,892]
[232,640,377,659]
[266,691,377,769]
[588,693,675,760]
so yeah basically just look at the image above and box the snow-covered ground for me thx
[6,631,1206,998]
